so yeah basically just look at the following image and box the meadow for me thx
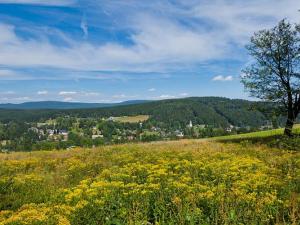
[212,124,300,141]
[111,115,150,123]
[0,131,299,224]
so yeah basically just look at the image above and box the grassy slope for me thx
[113,115,150,123]
[0,130,299,224]
[211,124,300,141]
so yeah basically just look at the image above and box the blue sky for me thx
[0,0,299,103]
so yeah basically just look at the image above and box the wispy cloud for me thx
[0,0,75,6]
[0,69,17,77]
[148,88,156,92]
[37,90,48,95]
[82,91,100,96]
[112,94,138,99]
[0,17,226,74]
[14,96,30,101]
[0,0,299,82]
[212,75,233,82]
[159,94,176,99]
[58,91,77,96]
[0,91,15,95]
[80,14,88,39]
[63,97,73,102]
[179,93,189,97]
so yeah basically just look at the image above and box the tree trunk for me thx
[284,117,294,136]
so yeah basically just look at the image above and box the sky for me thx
[0,0,299,103]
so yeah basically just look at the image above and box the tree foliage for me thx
[242,20,300,135]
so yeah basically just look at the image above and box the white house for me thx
[174,130,184,138]
[92,134,104,139]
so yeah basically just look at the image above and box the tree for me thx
[241,19,300,136]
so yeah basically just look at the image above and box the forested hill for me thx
[0,97,277,128]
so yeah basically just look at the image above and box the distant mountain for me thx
[0,100,150,110]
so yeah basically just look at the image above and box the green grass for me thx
[112,115,150,123]
[211,124,300,141]
[210,124,300,151]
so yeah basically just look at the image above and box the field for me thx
[212,124,300,141]
[112,115,150,123]
[0,131,300,224]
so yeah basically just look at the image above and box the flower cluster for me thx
[0,141,299,224]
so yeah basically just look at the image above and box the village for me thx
[0,115,274,152]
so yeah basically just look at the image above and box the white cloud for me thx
[82,91,100,96]
[57,91,102,102]
[187,0,300,45]
[148,88,156,92]
[159,94,176,99]
[63,97,73,102]
[0,95,31,103]
[1,90,100,103]
[0,97,9,101]
[0,0,75,6]
[212,75,233,82]
[14,96,30,101]
[59,91,77,96]
[0,0,299,80]
[0,91,15,95]
[37,90,48,95]
[179,93,189,97]
[0,69,17,77]
[0,17,227,75]
[153,93,189,100]
[80,15,88,39]
[112,94,138,99]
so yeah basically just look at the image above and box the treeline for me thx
[0,97,283,127]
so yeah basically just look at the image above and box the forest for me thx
[0,97,285,152]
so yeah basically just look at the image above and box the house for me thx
[225,127,232,132]
[225,125,234,132]
[174,130,184,138]
[47,129,68,141]
[92,134,104,139]
[59,130,68,136]
[47,129,55,135]
[151,126,158,131]
[107,117,115,121]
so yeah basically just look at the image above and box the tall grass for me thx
[0,139,299,224]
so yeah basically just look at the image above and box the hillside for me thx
[0,97,278,128]
[0,132,299,224]
[213,124,300,141]
[0,100,149,110]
